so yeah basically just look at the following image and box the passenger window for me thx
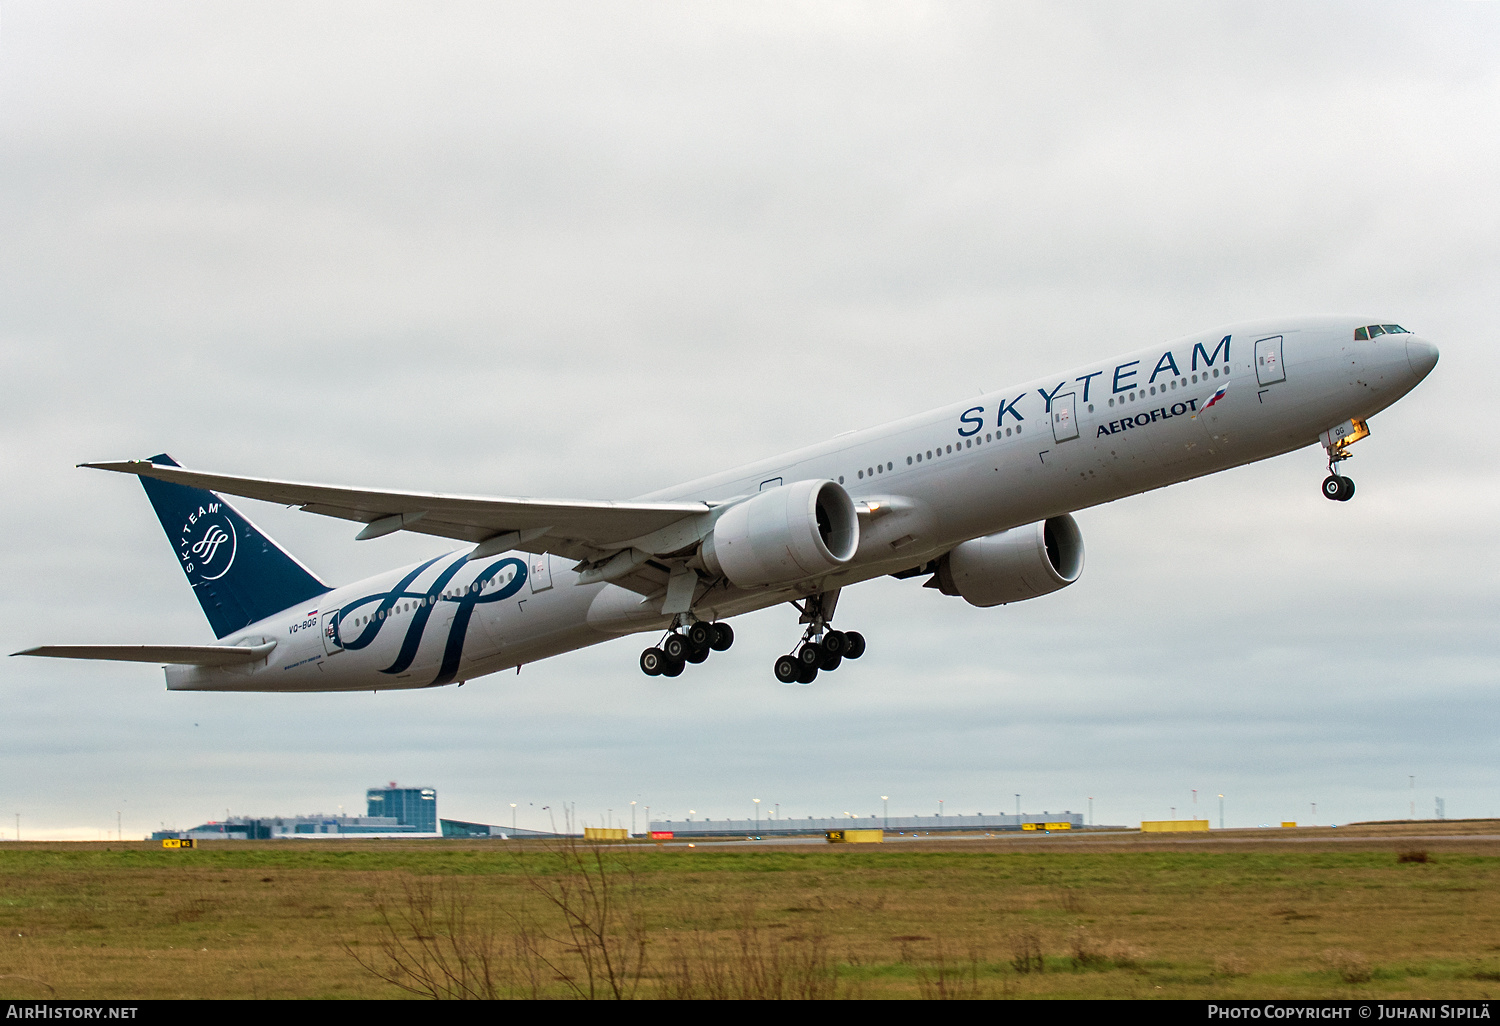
[946,445,952,454]
[887,462,893,470]
[838,476,844,483]
[1191,374,1198,383]
[1108,398,1115,407]
[876,465,882,474]
[1212,368,1219,377]
[1005,427,1012,436]
[927,451,932,459]
[907,456,913,465]
[857,470,863,479]
[965,439,971,448]
[986,433,992,442]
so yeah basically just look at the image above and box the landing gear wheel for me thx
[796,643,822,669]
[685,621,714,651]
[819,650,843,672]
[821,631,847,657]
[843,631,866,660]
[640,648,666,676]
[661,657,686,678]
[685,646,709,664]
[1322,475,1355,501]
[774,655,800,684]
[710,623,735,651]
[796,662,819,685]
[663,634,688,661]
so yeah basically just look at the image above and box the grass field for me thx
[2,821,1499,999]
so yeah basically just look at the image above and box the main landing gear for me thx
[772,590,864,685]
[639,620,734,678]
[773,628,865,685]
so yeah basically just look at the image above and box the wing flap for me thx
[14,642,277,666]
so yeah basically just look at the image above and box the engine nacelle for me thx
[700,479,859,590]
[935,515,1084,607]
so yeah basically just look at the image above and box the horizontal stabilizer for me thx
[13,642,276,666]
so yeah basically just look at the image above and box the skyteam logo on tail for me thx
[178,503,238,582]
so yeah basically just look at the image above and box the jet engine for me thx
[699,479,859,590]
[934,515,1084,607]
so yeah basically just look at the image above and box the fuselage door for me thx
[1051,392,1079,442]
[320,610,343,655]
[529,552,553,593]
[1255,336,1286,385]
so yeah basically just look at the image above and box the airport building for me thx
[648,811,1085,838]
[152,782,442,840]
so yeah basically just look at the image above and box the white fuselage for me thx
[167,317,1435,692]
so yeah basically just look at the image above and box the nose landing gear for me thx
[1319,418,1369,501]
[1321,474,1355,502]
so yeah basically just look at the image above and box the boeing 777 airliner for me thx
[17,317,1438,691]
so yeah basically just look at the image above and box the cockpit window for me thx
[1354,324,1409,340]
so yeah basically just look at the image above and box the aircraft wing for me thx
[14,643,277,666]
[82,459,717,569]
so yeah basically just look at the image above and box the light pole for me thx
[1218,794,1224,830]
[1087,797,1093,827]
[774,803,779,821]
[1015,794,1020,819]
[511,803,517,835]
[1410,775,1415,819]
[1311,802,1316,824]
[753,798,761,834]
[630,801,637,837]
[1192,789,1198,819]
[938,799,943,820]
[881,796,889,830]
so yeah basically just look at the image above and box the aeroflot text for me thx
[1097,398,1201,438]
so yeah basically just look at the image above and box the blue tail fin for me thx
[138,454,331,638]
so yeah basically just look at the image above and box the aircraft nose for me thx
[1406,337,1439,379]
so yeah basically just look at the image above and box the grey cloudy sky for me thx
[2,2,1496,838]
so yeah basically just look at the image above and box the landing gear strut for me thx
[640,620,733,678]
[774,591,864,685]
[1321,448,1355,502]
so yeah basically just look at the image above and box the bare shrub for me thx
[915,939,985,999]
[346,875,538,1000]
[1010,931,1045,974]
[659,913,837,1000]
[1322,948,1373,984]
[1397,850,1431,864]
[516,831,649,1000]
[1070,927,1108,970]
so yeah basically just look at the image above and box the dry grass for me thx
[1,825,1499,999]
